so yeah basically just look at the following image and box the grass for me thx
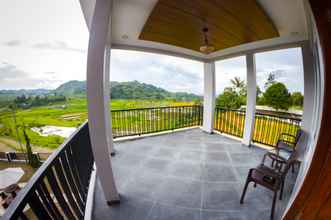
[0,98,194,150]
[0,98,300,151]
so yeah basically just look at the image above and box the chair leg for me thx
[280,180,285,200]
[271,191,278,220]
[240,179,250,204]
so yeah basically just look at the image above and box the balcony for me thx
[93,128,298,220]
[2,0,329,218]
[2,106,301,219]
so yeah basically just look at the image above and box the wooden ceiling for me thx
[139,0,279,53]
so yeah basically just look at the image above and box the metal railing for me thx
[3,122,94,220]
[214,107,246,138]
[253,112,302,147]
[111,105,203,138]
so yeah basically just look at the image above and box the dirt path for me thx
[0,137,53,153]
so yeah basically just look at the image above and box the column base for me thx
[107,193,121,205]
[107,199,120,206]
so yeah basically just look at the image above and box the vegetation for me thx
[291,92,304,107]
[0,78,303,153]
[263,82,292,110]
[48,80,202,101]
[216,77,246,109]
[0,98,195,150]
[216,74,303,111]
[22,126,40,168]
[14,94,66,108]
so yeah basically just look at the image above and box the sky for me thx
[0,0,304,95]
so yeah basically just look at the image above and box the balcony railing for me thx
[214,107,302,147]
[253,112,302,147]
[111,105,301,147]
[3,122,94,220]
[214,107,246,138]
[111,105,203,138]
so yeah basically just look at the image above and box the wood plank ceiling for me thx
[139,0,279,53]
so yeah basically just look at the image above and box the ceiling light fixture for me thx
[199,27,215,54]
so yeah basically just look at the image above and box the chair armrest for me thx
[262,152,287,165]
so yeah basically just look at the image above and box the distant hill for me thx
[54,80,85,96]
[55,80,201,101]
[0,89,51,107]
[0,89,51,96]
[0,80,201,102]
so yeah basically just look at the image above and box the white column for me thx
[203,62,216,133]
[242,53,257,146]
[299,42,316,157]
[104,45,116,156]
[86,0,119,204]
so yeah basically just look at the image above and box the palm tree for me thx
[230,77,246,96]
[230,77,245,89]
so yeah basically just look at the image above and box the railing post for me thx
[243,53,257,146]
[86,0,120,204]
[203,61,216,133]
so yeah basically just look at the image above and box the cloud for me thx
[0,62,60,90]
[2,40,22,47]
[0,62,28,79]
[44,71,56,75]
[110,50,203,94]
[32,41,85,53]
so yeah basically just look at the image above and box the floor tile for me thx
[148,204,200,220]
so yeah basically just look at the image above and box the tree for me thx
[230,77,246,96]
[291,92,304,107]
[263,82,291,110]
[256,86,263,105]
[216,87,242,109]
[22,126,40,168]
[264,72,276,89]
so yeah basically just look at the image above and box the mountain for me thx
[0,89,51,96]
[0,80,201,101]
[54,80,86,96]
[54,80,201,101]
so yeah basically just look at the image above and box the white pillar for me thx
[86,0,119,204]
[104,45,116,155]
[242,53,257,146]
[203,62,216,133]
[300,42,316,157]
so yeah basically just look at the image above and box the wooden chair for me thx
[240,150,298,220]
[274,129,302,155]
[270,129,303,172]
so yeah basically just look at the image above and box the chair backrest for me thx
[281,131,305,177]
[295,129,303,144]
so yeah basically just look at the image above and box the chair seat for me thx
[269,148,291,160]
[278,141,294,153]
[251,165,281,189]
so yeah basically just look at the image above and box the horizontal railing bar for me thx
[255,112,302,121]
[111,105,202,112]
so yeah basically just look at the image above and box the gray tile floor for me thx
[92,128,298,220]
